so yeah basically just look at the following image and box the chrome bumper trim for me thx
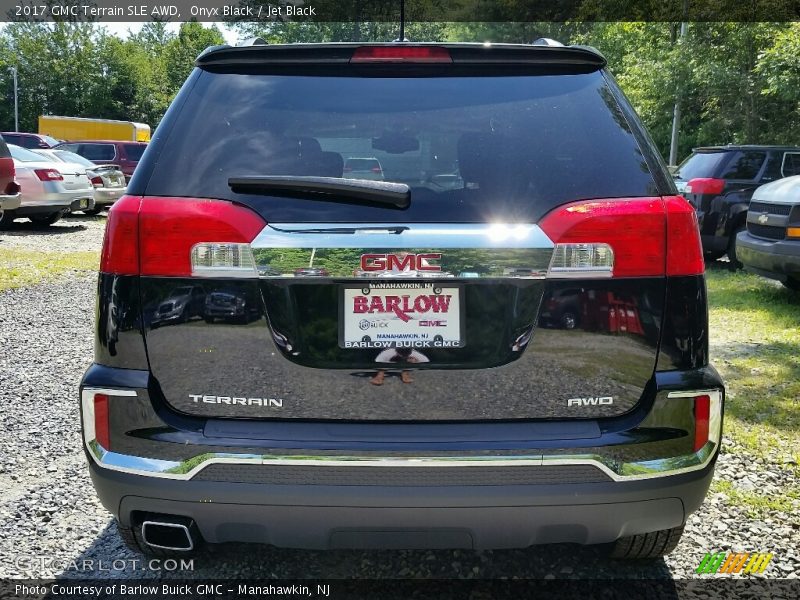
[82,388,722,484]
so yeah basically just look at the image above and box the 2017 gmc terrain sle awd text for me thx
[80,40,724,559]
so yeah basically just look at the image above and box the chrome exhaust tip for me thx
[141,519,198,552]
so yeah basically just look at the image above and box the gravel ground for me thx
[0,214,107,252]
[0,227,797,591]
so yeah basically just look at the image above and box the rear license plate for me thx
[340,283,463,349]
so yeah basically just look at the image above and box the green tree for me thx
[163,22,226,91]
[0,22,107,131]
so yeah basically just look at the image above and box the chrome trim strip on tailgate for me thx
[82,388,722,483]
[252,223,555,249]
[250,223,555,280]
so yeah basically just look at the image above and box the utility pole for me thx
[669,5,688,166]
[11,66,19,132]
[399,0,405,42]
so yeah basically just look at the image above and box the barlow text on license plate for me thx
[341,283,463,349]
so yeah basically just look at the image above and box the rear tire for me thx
[608,524,685,559]
[0,210,15,229]
[28,212,62,226]
[84,207,104,216]
[559,311,578,330]
[726,225,745,270]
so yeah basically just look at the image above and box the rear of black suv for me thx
[80,43,724,558]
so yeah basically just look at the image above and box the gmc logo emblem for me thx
[361,253,442,272]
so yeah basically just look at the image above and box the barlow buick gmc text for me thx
[80,40,724,558]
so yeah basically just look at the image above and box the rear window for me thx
[53,150,96,168]
[123,144,146,161]
[78,143,116,161]
[9,145,48,162]
[674,152,728,181]
[145,70,658,222]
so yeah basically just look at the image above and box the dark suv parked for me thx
[81,42,724,559]
[675,145,800,267]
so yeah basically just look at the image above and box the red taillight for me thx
[540,198,666,278]
[539,197,704,278]
[351,46,452,63]
[693,395,711,452]
[94,393,110,450]
[686,178,725,196]
[665,195,705,276]
[34,168,63,182]
[4,180,20,195]
[343,167,352,172]
[100,195,266,277]
[100,195,141,275]
[90,175,103,187]
[139,198,265,276]
[371,166,382,173]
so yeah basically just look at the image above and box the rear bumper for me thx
[16,190,93,212]
[89,458,713,549]
[737,231,800,281]
[205,305,245,317]
[0,192,21,211]
[80,366,724,549]
[94,187,125,206]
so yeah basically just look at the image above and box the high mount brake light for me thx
[351,46,453,64]
[539,196,704,278]
[685,178,725,196]
[100,196,265,277]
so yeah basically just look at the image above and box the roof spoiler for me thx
[196,42,607,70]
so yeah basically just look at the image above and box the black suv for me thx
[675,145,800,266]
[81,42,724,559]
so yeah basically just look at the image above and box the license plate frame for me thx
[339,282,464,349]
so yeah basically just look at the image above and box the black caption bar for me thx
[1,0,800,23]
[1,579,798,600]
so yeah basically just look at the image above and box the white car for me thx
[33,149,126,214]
[343,157,384,181]
[1,145,95,226]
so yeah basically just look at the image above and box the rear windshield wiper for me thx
[228,176,410,209]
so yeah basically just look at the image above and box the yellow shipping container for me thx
[38,116,151,142]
